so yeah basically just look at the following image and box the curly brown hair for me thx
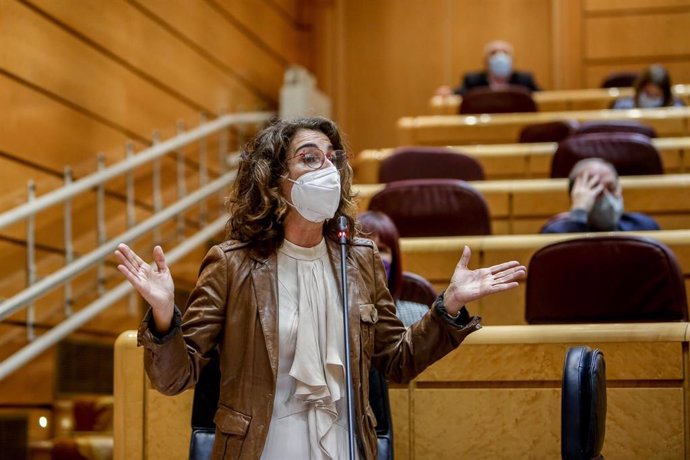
[225,117,359,258]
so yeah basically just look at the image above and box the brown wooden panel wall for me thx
[312,0,690,152]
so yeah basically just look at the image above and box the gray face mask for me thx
[588,192,624,231]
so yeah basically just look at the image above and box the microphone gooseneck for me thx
[337,216,357,459]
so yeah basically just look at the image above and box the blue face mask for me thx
[638,92,664,109]
[382,259,392,281]
[488,52,512,78]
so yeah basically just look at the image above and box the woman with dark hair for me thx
[613,64,684,109]
[358,211,429,326]
[114,117,526,459]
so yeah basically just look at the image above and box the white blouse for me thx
[260,238,358,459]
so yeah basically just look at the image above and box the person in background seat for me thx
[541,158,659,234]
[436,40,541,96]
[612,64,684,109]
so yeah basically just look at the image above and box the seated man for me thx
[541,158,660,233]
[436,40,541,96]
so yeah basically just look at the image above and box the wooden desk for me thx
[354,174,690,234]
[114,323,690,460]
[398,229,690,326]
[429,84,690,115]
[354,136,690,183]
[390,322,690,459]
[398,107,690,145]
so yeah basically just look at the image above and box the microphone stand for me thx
[337,216,357,460]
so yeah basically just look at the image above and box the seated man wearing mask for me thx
[541,158,660,233]
[436,40,541,96]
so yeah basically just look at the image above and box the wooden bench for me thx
[354,136,690,183]
[398,107,690,145]
[114,323,690,459]
[354,174,690,234]
[429,84,690,115]
[398,229,690,325]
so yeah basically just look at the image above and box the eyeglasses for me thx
[285,147,348,170]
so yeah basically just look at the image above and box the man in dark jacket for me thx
[541,158,660,233]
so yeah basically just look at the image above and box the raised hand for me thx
[114,243,175,333]
[570,171,603,213]
[442,246,526,315]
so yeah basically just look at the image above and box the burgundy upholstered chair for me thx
[378,146,484,183]
[525,235,688,324]
[399,271,437,307]
[600,71,638,88]
[459,85,537,115]
[574,120,657,138]
[550,132,663,178]
[518,120,579,143]
[368,179,491,237]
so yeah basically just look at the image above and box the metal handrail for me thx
[0,214,227,381]
[0,111,272,230]
[0,110,274,380]
[0,171,235,322]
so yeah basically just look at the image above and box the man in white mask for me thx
[435,40,541,96]
[541,158,660,233]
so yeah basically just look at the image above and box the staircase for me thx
[0,110,274,459]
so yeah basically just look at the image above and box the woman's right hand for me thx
[115,243,175,333]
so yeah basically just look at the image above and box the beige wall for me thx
[314,0,690,152]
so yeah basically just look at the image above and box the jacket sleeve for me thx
[137,245,228,395]
[365,244,481,384]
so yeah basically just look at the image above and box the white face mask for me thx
[588,191,624,231]
[638,92,664,108]
[285,165,341,223]
[488,52,512,78]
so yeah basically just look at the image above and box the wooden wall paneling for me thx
[584,0,690,12]
[449,0,553,90]
[551,0,585,89]
[0,344,54,405]
[132,0,287,106]
[0,75,135,203]
[0,1,201,141]
[25,0,263,115]
[340,0,451,153]
[585,11,690,61]
[211,0,309,67]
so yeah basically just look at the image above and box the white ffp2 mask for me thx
[285,165,341,223]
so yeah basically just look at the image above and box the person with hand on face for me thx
[435,40,541,97]
[114,117,526,460]
[612,64,684,110]
[541,157,660,233]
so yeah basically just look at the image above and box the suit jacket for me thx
[541,210,660,234]
[454,70,540,95]
[138,237,481,459]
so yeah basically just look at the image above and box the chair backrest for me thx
[368,179,491,237]
[189,350,221,460]
[600,71,638,88]
[550,132,663,178]
[459,85,537,114]
[574,120,657,138]
[399,271,437,306]
[525,235,688,323]
[518,120,579,143]
[369,368,394,460]
[378,146,484,183]
[562,346,606,460]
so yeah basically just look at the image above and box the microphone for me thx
[337,215,356,459]
[337,216,348,244]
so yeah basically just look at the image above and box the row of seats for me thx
[376,130,662,184]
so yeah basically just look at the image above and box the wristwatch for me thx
[433,291,470,326]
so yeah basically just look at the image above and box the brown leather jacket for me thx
[137,237,481,459]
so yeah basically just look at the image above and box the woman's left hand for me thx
[443,245,526,315]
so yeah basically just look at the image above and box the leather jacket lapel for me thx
[250,254,279,377]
